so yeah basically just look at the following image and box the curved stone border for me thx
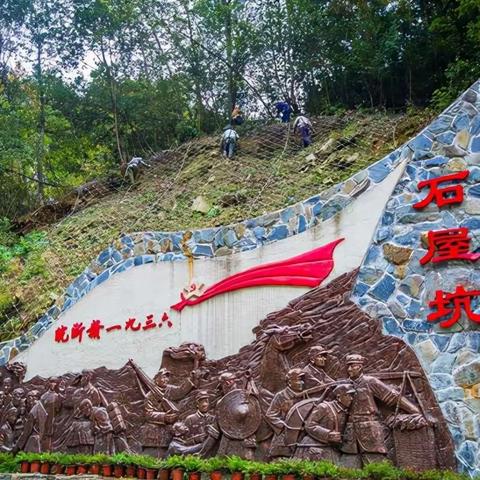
[353,79,480,475]
[1,143,406,363]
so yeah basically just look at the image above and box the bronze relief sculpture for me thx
[0,272,456,471]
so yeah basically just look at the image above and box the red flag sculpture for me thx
[170,238,344,312]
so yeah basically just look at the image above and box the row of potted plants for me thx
[1,452,471,480]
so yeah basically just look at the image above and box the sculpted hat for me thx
[309,345,332,357]
[219,372,236,383]
[155,368,170,379]
[345,354,366,365]
[286,368,305,381]
[196,390,210,401]
[333,383,356,396]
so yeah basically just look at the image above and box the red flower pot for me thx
[171,468,184,480]
[159,468,170,480]
[30,461,41,474]
[126,465,137,477]
[103,464,113,477]
[188,472,201,480]
[89,464,101,475]
[250,474,262,480]
[114,465,125,478]
[302,475,314,480]
[264,475,278,480]
[137,467,146,479]
[146,468,158,480]
[210,472,222,480]
[282,475,295,480]
[40,463,50,475]
[77,464,89,475]
[231,472,244,480]
[65,465,77,476]
[20,462,30,474]
[52,464,65,475]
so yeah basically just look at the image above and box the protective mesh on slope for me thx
[1,110,433,341]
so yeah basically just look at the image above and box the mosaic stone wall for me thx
[0,144,404,365]
[353,79,480,475]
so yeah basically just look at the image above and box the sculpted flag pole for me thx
[170,238,344,312]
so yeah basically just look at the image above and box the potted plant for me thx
[296,460,315,480]
[262,461,282,480]
[165,455,185,480]
[276,458,302,480]
[51,453,70,475]
[75,454,91,475]
[39,453,53,474]
[182,455,204,480]
[157,457,170,480]
[138,453,160,480]
[242,461,264,480]
[64,454,77,477]
[313,461,340,480]
[98,454,113,477]
[124,454,140,478]
[88,454,104,475]
[15,452,31,474]
[226,456,247,480]
[136,455,154,480]
[112,453,130,478]
[203,457,226,480]
[28,454,41,474]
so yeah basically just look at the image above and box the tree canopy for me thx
[1,0,479,219]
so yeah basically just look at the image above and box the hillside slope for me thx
[0,109,434,342]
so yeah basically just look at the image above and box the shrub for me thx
[362,461,401,480]
[203,457,226,473]
[181,455,205,472]
[165,455,185,470]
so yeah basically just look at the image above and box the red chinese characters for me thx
[420,228,480,265]
[428,286,480,328]
[71,322,85,343]
[54,312,173,344]
[142,314,157,330]
[54,325,69,343]
[125,317,141,331]
[86,320,104,340]
[413,170,469,209]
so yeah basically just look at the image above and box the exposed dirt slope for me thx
[0,110,434,342]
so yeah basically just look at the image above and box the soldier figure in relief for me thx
[14,390,45,453]
[302,346,334,390]
[184,390,216,449]
[141,368,195,457]
[266,368,306,458]
[166,421,203,455]
[200,372,261,459]
[2,378,13,406]
[341,354,421,466]
[72,370,101,408]
[0,407,18,452]
[40,377,63,451]
[66,398,95,454]
[294,383,355,462]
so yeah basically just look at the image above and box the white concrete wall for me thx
[17,162,405,380]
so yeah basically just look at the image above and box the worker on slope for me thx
[275,100,293,123]
[231,105,244,126]
[221,125,239,159]
[124,157,151,184]
[293,115,314,148]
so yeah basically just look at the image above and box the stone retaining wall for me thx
[353,80,480,475]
